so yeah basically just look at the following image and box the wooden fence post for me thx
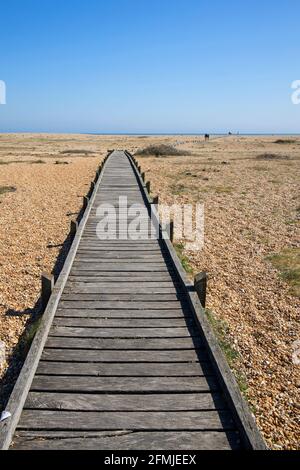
[83,196,89,211]
[152,195,159,206]
[166,220,174,243]
[194,272,207,308]
[89,181,95,197]
[141,172,145,182]
[41,273,54,311]
[146,181,151,194]
[70,220,78,239]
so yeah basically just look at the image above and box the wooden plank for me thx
[60,293,184,302]
[67,276,177,283]
[64,284,181,293]
[41,349,203,363]
[55,309,191,318]
[68,272,176,280]
[77,247,164,252]
[58,301,187,310]
[25,392,224,411]
[65,281,178,291]
[45,336,203,350]
[12,430,241,450]
[17,410,234,431]
[74,259,167,264]
[70,265,172,272]
[53,317,195,328]
[36,361,211,377]
[49,326,197,338]
[76,251,164,258]
[31,376,218,393]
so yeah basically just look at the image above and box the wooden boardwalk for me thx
[0,151,265,450]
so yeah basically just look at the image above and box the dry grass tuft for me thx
[256,153,290,161]
[268,248,300,297]
[135,144,191,157]
[0,186,16,196]
[274,139,297,145]
[60,149,95,155]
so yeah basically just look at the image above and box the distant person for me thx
[205,134,210,141]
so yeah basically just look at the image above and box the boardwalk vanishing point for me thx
[0,151,266,450]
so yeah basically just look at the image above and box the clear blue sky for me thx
[0,0,299,133]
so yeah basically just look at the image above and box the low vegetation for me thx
[267,248,300,297]
[31,159,46,164]
[274,139,297,144]
[205,308,240,366]
[0,159,46,165]
[0,186,16,196]
[256,153,290,161]
[174,243,193,274]
[60,149,95,155]
[135,144,191,157]
[205,308,248,396]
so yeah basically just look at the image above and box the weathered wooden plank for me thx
[31,376,218,393]
[77,250,163,261]
[17,410,234,430]
[65,282,178,292]
[68,271,176,279]
[45,336,202,350]
[41,349,203,363]
[25,392,224,411]
[77,247,164,252]
[74,259,167,264]
[55,309,190,318]
[53,317,195,328]
[36,361,211,377]
[68,272,176,279]
[49,326,197,338]
[59,301,187,310]
[60,294,184,302]
[12,430,241,450]
[70,265,172,272]
[67,276,177,283]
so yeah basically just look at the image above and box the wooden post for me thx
[194,272,207,308]
[152,195,159,206]
[70,220,78,239]
[141,172,145,182]
[146,181,151,194]
[83,196,89,211]
[89,181,95,197]
[41,273,54,311]
[138,166,141,173]
[167,220,174,243]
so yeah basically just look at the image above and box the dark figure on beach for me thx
[205,134,210,141]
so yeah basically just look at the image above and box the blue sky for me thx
[0,0,299,133]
